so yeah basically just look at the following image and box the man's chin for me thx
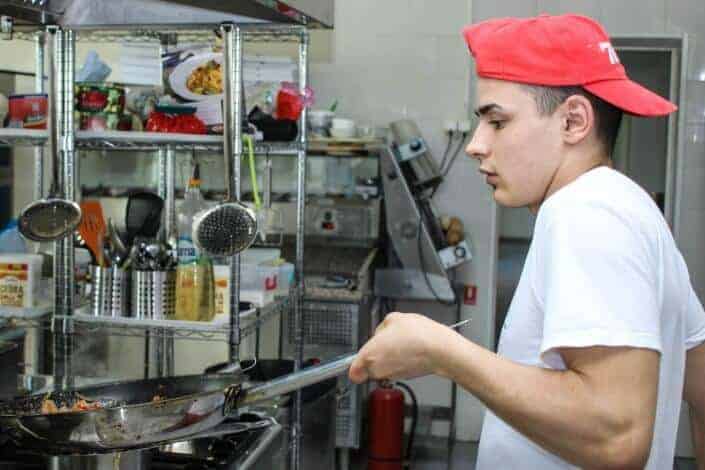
[493,191,525,209]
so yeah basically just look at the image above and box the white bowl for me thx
[331,118,355,130]
[330,127,357,139]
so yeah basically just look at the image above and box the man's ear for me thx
[561,94,594,145]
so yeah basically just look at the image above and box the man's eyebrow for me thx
[474,103,504,117]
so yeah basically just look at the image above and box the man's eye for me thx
[489,120,505,130]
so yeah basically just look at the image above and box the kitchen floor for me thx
[349,436,478,469]
[349,438,698,469]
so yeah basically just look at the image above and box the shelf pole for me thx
[165,145,176,377]
[49,27,76,381]
[221,22,243,366]
[291,25,310,470]
[33,31,44,202]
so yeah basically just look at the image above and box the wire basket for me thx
[90,265,130,317]
[131,270,176,320]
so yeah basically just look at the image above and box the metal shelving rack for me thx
[2,21,310,470]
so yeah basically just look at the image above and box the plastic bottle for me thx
[0,220,27,254]
[175,164,215,322]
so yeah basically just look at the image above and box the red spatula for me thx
[78,200,106,266]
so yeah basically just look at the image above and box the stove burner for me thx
[0,417,272,470]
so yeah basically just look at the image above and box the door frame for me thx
[611,35,688,238]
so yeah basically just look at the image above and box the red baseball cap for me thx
[462,14,677,117]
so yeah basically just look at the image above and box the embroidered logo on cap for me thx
[599,41,620,65]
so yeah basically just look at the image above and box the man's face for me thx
[466,78,564,212]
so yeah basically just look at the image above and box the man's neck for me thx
[528,149,609,214]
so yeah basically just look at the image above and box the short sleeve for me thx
[686,287,705,350]
[535,204,662,368]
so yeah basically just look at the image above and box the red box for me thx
[7,94,48,129]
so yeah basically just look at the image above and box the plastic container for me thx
[78,112,132,131]
[277,262,294,294]
[7,94,47,129]
[0,220,27,254]
[75,83,125,113]
[307,110,334,137]
[0,254,43,308]
[244,262,278,292]
[214,261,278,296]
[241,248,281,265]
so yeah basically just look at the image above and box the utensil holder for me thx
[90,265,130,317]
[132,270,176,320]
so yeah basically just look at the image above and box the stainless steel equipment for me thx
[375,145,471,302]
[305,198,381,246]
[389,119,443,193]
[0,0,334,27]
[0,353,354,453]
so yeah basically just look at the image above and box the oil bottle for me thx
[175,164,215,321]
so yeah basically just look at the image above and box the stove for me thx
[0,415,283,470]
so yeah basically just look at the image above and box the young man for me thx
[349,14,705,469]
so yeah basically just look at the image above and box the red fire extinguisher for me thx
[367,381,417,470]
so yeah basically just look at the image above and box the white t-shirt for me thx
[476,167,705,469]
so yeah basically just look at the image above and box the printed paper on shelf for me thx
[119,43,162,86]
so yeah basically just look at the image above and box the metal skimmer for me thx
[18,201,82,242]
[193,203,257,257]
[193,25,257,257]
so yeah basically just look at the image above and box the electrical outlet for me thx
[443,120,458,133]
[458,119,472,133]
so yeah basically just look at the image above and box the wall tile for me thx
[666,0,705,38]
[436,34,473,81]
[472,0,538,21]
[536,0,601,19]
[600,0,667,35]
[686,36,705,83]
[682,166,705,210]
[409,0,471,35]
[678,208,705,300]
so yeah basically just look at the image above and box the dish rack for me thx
[0,22,312,470]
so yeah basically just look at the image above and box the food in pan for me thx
[186,60,222,95]
[152,394,165,403]
[40,395,103,414]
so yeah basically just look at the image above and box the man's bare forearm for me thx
[433,332,655,469]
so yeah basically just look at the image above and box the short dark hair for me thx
[522,85,623,157]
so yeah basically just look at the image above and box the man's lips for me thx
[479,169,498,186]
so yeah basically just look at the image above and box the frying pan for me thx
[0,354,355,455]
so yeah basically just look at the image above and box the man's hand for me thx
[348,312,459,384]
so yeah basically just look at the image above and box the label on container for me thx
[177,236,198,264]
[214,276,229,317]
[0,263,28,307]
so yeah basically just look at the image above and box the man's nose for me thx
[466,128,489,161]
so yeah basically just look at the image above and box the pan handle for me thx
[234,354,356,409]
